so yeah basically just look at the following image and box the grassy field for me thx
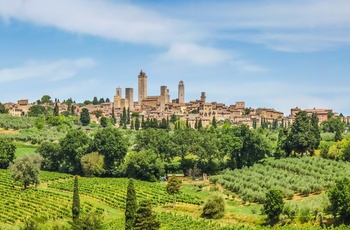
[14,147,37,157]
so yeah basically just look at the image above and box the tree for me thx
[133,200,160,230]
[92,97,99,105]
[135,117,140,130]
[328,177,350,223]
[40,95,52,104]
[100,116,108,128]
[80,108,90,126]
[262,189,284,224]
[72,176,80,223]
[288,111,310,155]
[125,179,137,230]
[308,113,321,156]
[130,119,135,130]
[122,150,164,182]
[90,128,128,174]
[9,153,43,189]
[105,98,110,103]
[73,211,103,230]
[111,107,116,125]
[0,103,8,114]
[53,102,59,116]
[60,129,90,174]
[28,105,47,117]
[201,193,225,219]
[166,175,182,207]
[212,116,217,128]
[0,139,16,169]
[80,152,105,177]
[36,141,62,171]
[197,119,203,130]
[99,98,105,104]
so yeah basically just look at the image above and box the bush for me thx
[201,192,225,219]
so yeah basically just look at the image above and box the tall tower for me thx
[125,88,134,110]
[113,87,122,109]
[160,86,168,111]
[138,70,147,105]
[178,80,184,103]
[200,92,206,103]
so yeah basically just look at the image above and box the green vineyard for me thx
[48,177,204,209]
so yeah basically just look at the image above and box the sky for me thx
[0,0,350,116]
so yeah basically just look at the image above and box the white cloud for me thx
[159,43,231,65]
[0,0,200,46]
[0,58,95,83]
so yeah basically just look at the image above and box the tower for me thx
[138,70,147,105]
[113,87,122,109]
[178,80,184,103]
[125,88,134,110]
[160,86,168,111]
[200,92,206,103]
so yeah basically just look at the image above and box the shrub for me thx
[201,192,225,219]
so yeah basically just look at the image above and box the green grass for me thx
[15,147,37,157]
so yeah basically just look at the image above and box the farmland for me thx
[0,157,349,229]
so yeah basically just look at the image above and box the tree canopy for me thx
[9,153,43,189]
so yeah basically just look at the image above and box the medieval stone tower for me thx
[178,80,184,103]
[160,86,168,111]
[201,92,206,103]
[125,88,134,110]
[113,87,122,108]
[138,70,147,105]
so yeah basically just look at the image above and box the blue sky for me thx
[1,0,350,115]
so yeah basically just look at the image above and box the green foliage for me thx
[9,153,43,189]
[328,177,350,223]
[80,108,90,126]
[133,200,160,230]
[288,111,320,155]
[80,152,105,177]
[263,189,284,224]
[72,176,80,222]
[201,192,225,219]
[28,105,47,117]
[73,211,104,230]
[0,103,8,114]
[100,116,108,128]
[60,129,90,174]
[36,141,62,171]
[122,150,164,182]
[211,157,350,203]
[90,127,128,174]
[0,139,16,168]
[166,175,182,206]
[125,179,137,230]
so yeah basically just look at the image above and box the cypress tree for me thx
[186,119,189,129]
[130,119,135,130]
[125,179,137,230]
[135,117,140,131]
[141,116,145,129]
[198,119,203,130]
[212,116,217,128]
[123,107,127,125]
[127,107,130,124]
[53,102,59,116]
[72,175,80,223]
[111,107,116,125]
[194,119,198,130]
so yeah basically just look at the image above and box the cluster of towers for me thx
[113,70,185,111]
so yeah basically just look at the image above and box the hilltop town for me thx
[2,70,348,128]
